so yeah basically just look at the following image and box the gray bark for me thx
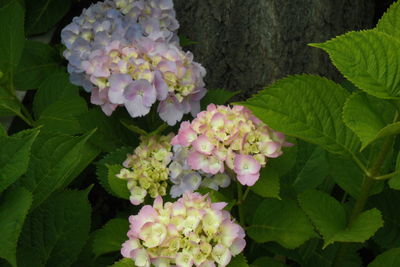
[174,0,375,98]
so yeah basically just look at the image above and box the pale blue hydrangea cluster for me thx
[61,0,206,125]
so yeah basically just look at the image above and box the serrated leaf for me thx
[292,147,328,193]
[0,0,24,73]
[369,248,400,267]
[389,151,400,190]
[33,72,80,118]
[343,92,397,150]
[14,40,63,90]
[36,96,87,134]
[107,164,130,200]
[22,131,94,209]
[92,218,129,257]
[228,254,248,267]
[96,147,133,199]
[312,30,400,99]
[240,74,360,156]
[298,190,383,248]
[247,198,316,249]
[251,257,287,267]
[108,258,135,267]
[0,128,39,192]
[25,0,71,35]
[376,1,400,39]
[0,87,22,117]
[201,89,240,109]
[0,187,32,267]
[17,190,91,267]
[251,167,280,199]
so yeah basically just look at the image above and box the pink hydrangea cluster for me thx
[121,192,245,267]
[172,104,291,186]
[61,0,206,125]
[117,134,174,205]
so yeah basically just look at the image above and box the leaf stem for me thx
[374,171,400,180]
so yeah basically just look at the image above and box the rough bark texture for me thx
[174,0,376,99]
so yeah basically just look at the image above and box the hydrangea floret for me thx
[61,0,206,125]
[117,134,174,205]
[121,192,246,267]
[172,104,291,186]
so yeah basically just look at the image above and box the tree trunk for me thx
[174,0,376,99]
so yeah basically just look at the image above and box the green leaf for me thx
[0,123,6,135]
[268,138,297,176]
[96,147,133,199]
[0,187,32,267]
[389,151,400,190]
[108,258,135,267]
[201,89,240,109]
[311,30,400,99]
[240,74,360,156]
[292,147,328,193]
[0,87,22,117]
[227,254,248,267]
[0,0,24,73]
[33,72,80,118]
[251,167,280,199]
[93,218,129,258]
[0,128,39,192]
[14,40,63,90]
[36,96,87,134]
[197,187,236,211]
[369,248,400,267]
[247,198,316,249]
[107,164,130,200]
[17,190,91,267]
[298,189,383,248]
[22,131,94,209]
[25,0,71,35]
[343,92,398,150]
[251,257,287,267]
[376,1,400,39]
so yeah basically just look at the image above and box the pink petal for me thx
[192,135,214,155]
[237,173,259,186]
[234,155,261,175]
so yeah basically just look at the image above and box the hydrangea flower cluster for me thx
[117,134,174,205]
[61,0,206,125]
[121,192,246,267]
[169,145,230,198]
[172,104,291,186]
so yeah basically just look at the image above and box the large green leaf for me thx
[22,131,94,209]
[14,40,63,90]
[292,147,328,193]
[25,0,71,35]
[251,256,287,267]
[0,0,24,73]
[241,74,360,156]
[369,248,400,267]
[0,87,22,117]
[343,92,398,150]
[0,187,32,267]
[268,138,297,176]
[312,30,400,99]
[33,72,80,118]
[0,128,39,192]
[298,190,383,248]
[17,190,91,267]
[227,254,248,267]
[92,218,129,257]
[201,89,240,109]
[251,167,280,199]
[376,1,400,39]
[389,151,400,190]
[96,147,132,199]
[36,96,87,134]
[247,198,316,249]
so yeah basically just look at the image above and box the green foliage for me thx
[109,258,135,267]
[251,257,287,267]
[376,1,400,39]
[25,0,71,35]
[298,190,383,248]
[201,88,240,109]
[92,218,129,258]
[227,254,248,267]
[0,187,32,267]
[389,151,400,190]
[251,167,280,199]
[311,30,400,99]
[247,198,316,249]
[241,74,360,156]
[17,190,91,267]
[0,87,23,117]
[0,128,39,192]
[369,248,400,267]
[14,40,63,90]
